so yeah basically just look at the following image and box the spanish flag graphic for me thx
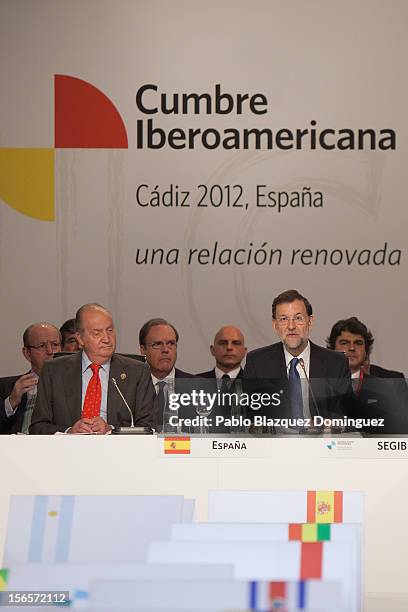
[307,490,343,523]
[164,436,191,455]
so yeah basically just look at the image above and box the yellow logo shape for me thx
[0,148,55,221]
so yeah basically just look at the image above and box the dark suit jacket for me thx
[194,368,245,433]
[353,365,408,434]
[244,341,351,419]
[369,364,405,379]
[354,372,408,434]
[29,352,156,434]
[369,364,408,420]
[196,367,244,394]
[196,366,244,400]
[0,375,28,434]
[153,368,194,432]
[197,368,244,380]
[175,368,194,380]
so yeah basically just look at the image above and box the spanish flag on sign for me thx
[164,436,191,455]
[307,490,343,523]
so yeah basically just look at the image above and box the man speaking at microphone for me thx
[244,289,351,429]
[30,303,155,434]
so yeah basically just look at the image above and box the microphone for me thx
[112,377,134,427]
[298,358,348,435]
[111,378,153,435]
[298,358,321,419]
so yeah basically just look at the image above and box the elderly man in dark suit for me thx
[30,304,155,434]
[0,322,62,434]
[244,290,350,428]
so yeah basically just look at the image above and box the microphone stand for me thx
[111,378,153,435]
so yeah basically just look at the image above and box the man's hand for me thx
[90,416,111,434]
[67,417,111,434]
[9,374,38,408]
[67,418,94,434]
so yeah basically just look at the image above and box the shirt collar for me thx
[214,365,241,380]
[283,341,311,371]
[151,367,176,386]
[82,351,111,374]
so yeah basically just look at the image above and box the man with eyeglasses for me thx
[29,304,155,434]
[139,318,193,433]
[244,289,351,430]
[0,323,62,434]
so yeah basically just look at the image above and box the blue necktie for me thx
[288,357,303,419]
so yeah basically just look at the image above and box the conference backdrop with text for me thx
[0,0,406,375]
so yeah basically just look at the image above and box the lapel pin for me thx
[120,372,127,381]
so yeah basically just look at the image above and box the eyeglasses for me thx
[276,315,308,326]
[145,340,177,350]
[26,341,61,352]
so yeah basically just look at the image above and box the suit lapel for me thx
[271,343,288,379]
[309,341,324,379]
[62,352,82,423]
[107,355,129,424]
[308,342,325,417]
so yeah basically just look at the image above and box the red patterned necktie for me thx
[82,363,102,419]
